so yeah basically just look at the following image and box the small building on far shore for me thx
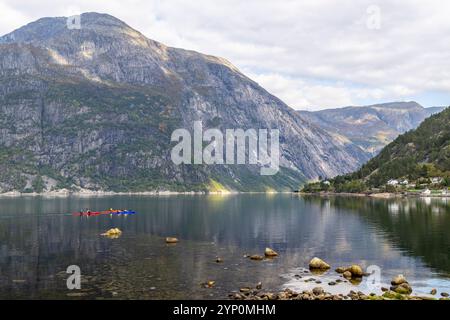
[431,177,443,184]
[387,179,399,186]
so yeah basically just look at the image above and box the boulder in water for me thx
[309,257,330,270]
[165,237,179,244]
[391,274,407,286]
[335,267,347,273]
[348,265,363,277]
[264,248,278,257]
[391,283,412,295]
[343,271,352,279]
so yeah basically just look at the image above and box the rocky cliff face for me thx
[299,102,444,156]
[0,13,368,193]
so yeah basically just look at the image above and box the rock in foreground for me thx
[309,257,331,270]
[265,248,278,257]
[390,275,412,295]
[230,287,437,301]
[165,237,179,244]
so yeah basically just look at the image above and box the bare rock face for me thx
[0,13,369,193]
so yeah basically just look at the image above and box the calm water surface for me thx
[0,194,449,299]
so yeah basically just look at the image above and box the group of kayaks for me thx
[73,208,137,217]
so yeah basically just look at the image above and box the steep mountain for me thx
[337,107,450,188]
[0,13,368,193]
[299,102,444,156]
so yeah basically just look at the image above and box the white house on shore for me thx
[387,179,399,186]
[421,189,431,196]
[431,177,443,184]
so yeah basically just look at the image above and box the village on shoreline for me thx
[300,175,450,198]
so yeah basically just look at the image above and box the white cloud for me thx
[1,0,450,110]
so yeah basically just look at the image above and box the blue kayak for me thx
[112,210,136,215]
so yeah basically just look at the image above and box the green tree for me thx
[32,176,45,193]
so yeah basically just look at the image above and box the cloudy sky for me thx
[1,0,450,110]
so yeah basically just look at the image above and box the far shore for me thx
[0,189,288,198]
[297,191,450,199]
[0,189,449,198]
[0,190,215,198]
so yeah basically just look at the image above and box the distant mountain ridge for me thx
[298,102,445,156]
[0,13,369,193]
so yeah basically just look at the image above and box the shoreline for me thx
[0,189,288,198]
[230,287,447,301]
[0,189,448,198]
[297,191,450,199]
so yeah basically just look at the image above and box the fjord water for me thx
[0,194,449,299]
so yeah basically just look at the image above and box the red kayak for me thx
[72,211,103,217]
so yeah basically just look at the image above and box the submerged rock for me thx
[249,255,264,261]
[349,277,363,285]
[66,292,88,297]
[202,281,215,288]
[431,289,437,295]
[309,257,330,270]
[264,247,278,257]
[101,228,122,238]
